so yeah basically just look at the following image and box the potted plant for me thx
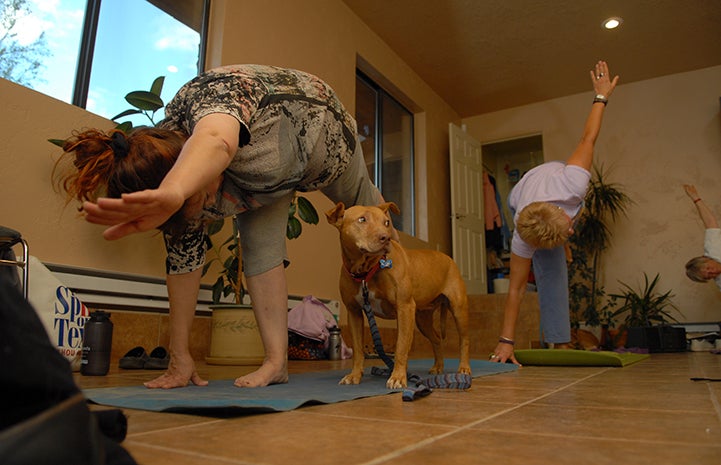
[202,194,318,305]
[202,196,318,365]
[201,218,263,365]
[568,164,632,334]
[608,272,685,352]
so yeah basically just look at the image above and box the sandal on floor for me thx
[144,347,170,370]
[118,346,148,369]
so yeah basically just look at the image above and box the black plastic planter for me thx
[625,325,687,353]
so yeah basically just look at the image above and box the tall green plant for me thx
[110,76,166,130]
[48,76,165,147]
[203,219,244,304]
[203,193,319,305]
[608,272,681,327]
[568,164,632,327]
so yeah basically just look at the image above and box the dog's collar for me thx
[345,255,392,283]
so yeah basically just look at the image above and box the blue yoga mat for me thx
[83,359,516,414]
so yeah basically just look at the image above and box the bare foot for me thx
[234,360,288,388]
[144,352,208,389]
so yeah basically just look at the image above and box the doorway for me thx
[481,134,544,290]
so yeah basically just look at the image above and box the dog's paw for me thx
[458,365,472,375]
[386,376,407,389]
[339,372,363,385]
[428,364,444,375]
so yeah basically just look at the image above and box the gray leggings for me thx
[532,246,571,344]
[235,144,382,277]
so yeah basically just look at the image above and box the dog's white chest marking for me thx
[354,287,388,318]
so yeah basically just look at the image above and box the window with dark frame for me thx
[0,0,208,124]
[355,70,415,235]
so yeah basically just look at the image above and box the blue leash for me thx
[360,281,472,401]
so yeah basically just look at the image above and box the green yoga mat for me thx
[83,359,517,415]
[513,349,650,367]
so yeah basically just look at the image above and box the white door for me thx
[449,123,487,294]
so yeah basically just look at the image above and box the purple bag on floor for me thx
[287,295,352,360]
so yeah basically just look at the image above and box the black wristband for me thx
[498,337,515,346]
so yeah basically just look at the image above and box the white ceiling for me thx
[342,0,721,117]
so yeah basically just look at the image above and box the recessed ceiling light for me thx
[602,17,623,29]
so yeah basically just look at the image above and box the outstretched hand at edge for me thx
[82,187,185,240]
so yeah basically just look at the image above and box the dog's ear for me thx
[325,202,346,228]
[378,202,400,215]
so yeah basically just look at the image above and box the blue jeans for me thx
[532,246,571,344]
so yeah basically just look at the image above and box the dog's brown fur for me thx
[571,328,600,350]
[326,202,471,388]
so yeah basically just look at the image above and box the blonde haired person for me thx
[683,184,721,288]
[516,201,574,249]
[490,61,619,365]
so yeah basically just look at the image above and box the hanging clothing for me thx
[483,171,502,230]
[490,173,512,251]
[484,172,503,252]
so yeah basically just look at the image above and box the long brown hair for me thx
[53,126,188,233]
[55,126,186,201]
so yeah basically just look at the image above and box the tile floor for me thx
[74,352,721,465]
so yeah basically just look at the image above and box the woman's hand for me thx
[490,341,521,366]
[684,184,718,228]
[590,61,619,98]
[683,184,700,201]
[82,186,185,240]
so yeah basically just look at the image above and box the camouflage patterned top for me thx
[158,64,358,274]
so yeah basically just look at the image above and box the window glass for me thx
[0,0,84,103]
[89,0,202,125]
[0,0,205,125]
[355,71,415,234]
[355,76,377,184]
[381,93,414,233]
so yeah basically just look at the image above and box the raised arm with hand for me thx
[566,61,620,171]
[684,184,719,229]
[490,61,619,366]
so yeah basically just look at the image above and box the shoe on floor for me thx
[144,347,170,370]
[118,347,148,370]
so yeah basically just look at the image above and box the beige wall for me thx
[463,65,721,323]
[5,1,718,326]
[1,81,168,277]
[0,1,460,320]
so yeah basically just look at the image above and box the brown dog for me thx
[326,202,471,388]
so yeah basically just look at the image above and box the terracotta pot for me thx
[206,305,265,365]
[609,328,627,349]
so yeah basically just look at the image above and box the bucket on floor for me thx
[493,278,510,293]
[206,305,265,365]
